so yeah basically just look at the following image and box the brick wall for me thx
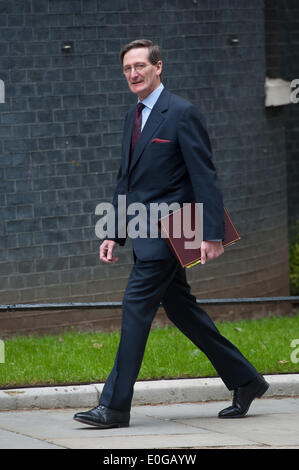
[265,0,299,231]
[0,1,291,318]
[278,0,299,231]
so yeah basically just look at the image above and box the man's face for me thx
[122,47,162,100]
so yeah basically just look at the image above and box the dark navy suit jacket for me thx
[108,88,225,261]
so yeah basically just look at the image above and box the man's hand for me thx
[99,240,118,264]
[200,241,224,265]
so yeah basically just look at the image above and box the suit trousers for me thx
[99,253,259,411]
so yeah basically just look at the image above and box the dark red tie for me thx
[131,102,145,157]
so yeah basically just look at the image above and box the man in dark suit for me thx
[74,39,269,429]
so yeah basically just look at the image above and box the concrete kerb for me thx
[0,374,299,411]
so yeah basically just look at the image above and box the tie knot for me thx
[136,102,145,114]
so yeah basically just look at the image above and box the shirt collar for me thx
[138,83,164,110]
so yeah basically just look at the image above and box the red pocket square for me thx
[152,138,171,143]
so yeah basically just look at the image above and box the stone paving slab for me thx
[0,397,298,449]
[0,429,63,449]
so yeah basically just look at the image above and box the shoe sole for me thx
[73,416,129,428]
[218,381,270,419]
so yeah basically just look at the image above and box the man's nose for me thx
[130,67,139,78]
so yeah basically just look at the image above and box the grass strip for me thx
[0,313,298,388]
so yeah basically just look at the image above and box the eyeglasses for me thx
[122,63,151,75]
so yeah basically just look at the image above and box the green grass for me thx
[0,313,299,388]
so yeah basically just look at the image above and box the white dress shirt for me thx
[138,83,164,131]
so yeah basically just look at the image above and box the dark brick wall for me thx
[265,0,299,231]
[0,0,291,313]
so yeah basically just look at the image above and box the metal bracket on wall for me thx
[265,77,293,107]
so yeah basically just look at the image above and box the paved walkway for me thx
[0,397,299,449]
[1,374,299,449]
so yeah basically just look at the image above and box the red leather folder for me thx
[158,203,240,268]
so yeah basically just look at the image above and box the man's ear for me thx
[156,60,163,77]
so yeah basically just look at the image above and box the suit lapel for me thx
[127,88,170,175]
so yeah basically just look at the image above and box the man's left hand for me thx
[200,241,224,265]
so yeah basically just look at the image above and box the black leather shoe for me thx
[73,404,130,428]
[218,375,269,419]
